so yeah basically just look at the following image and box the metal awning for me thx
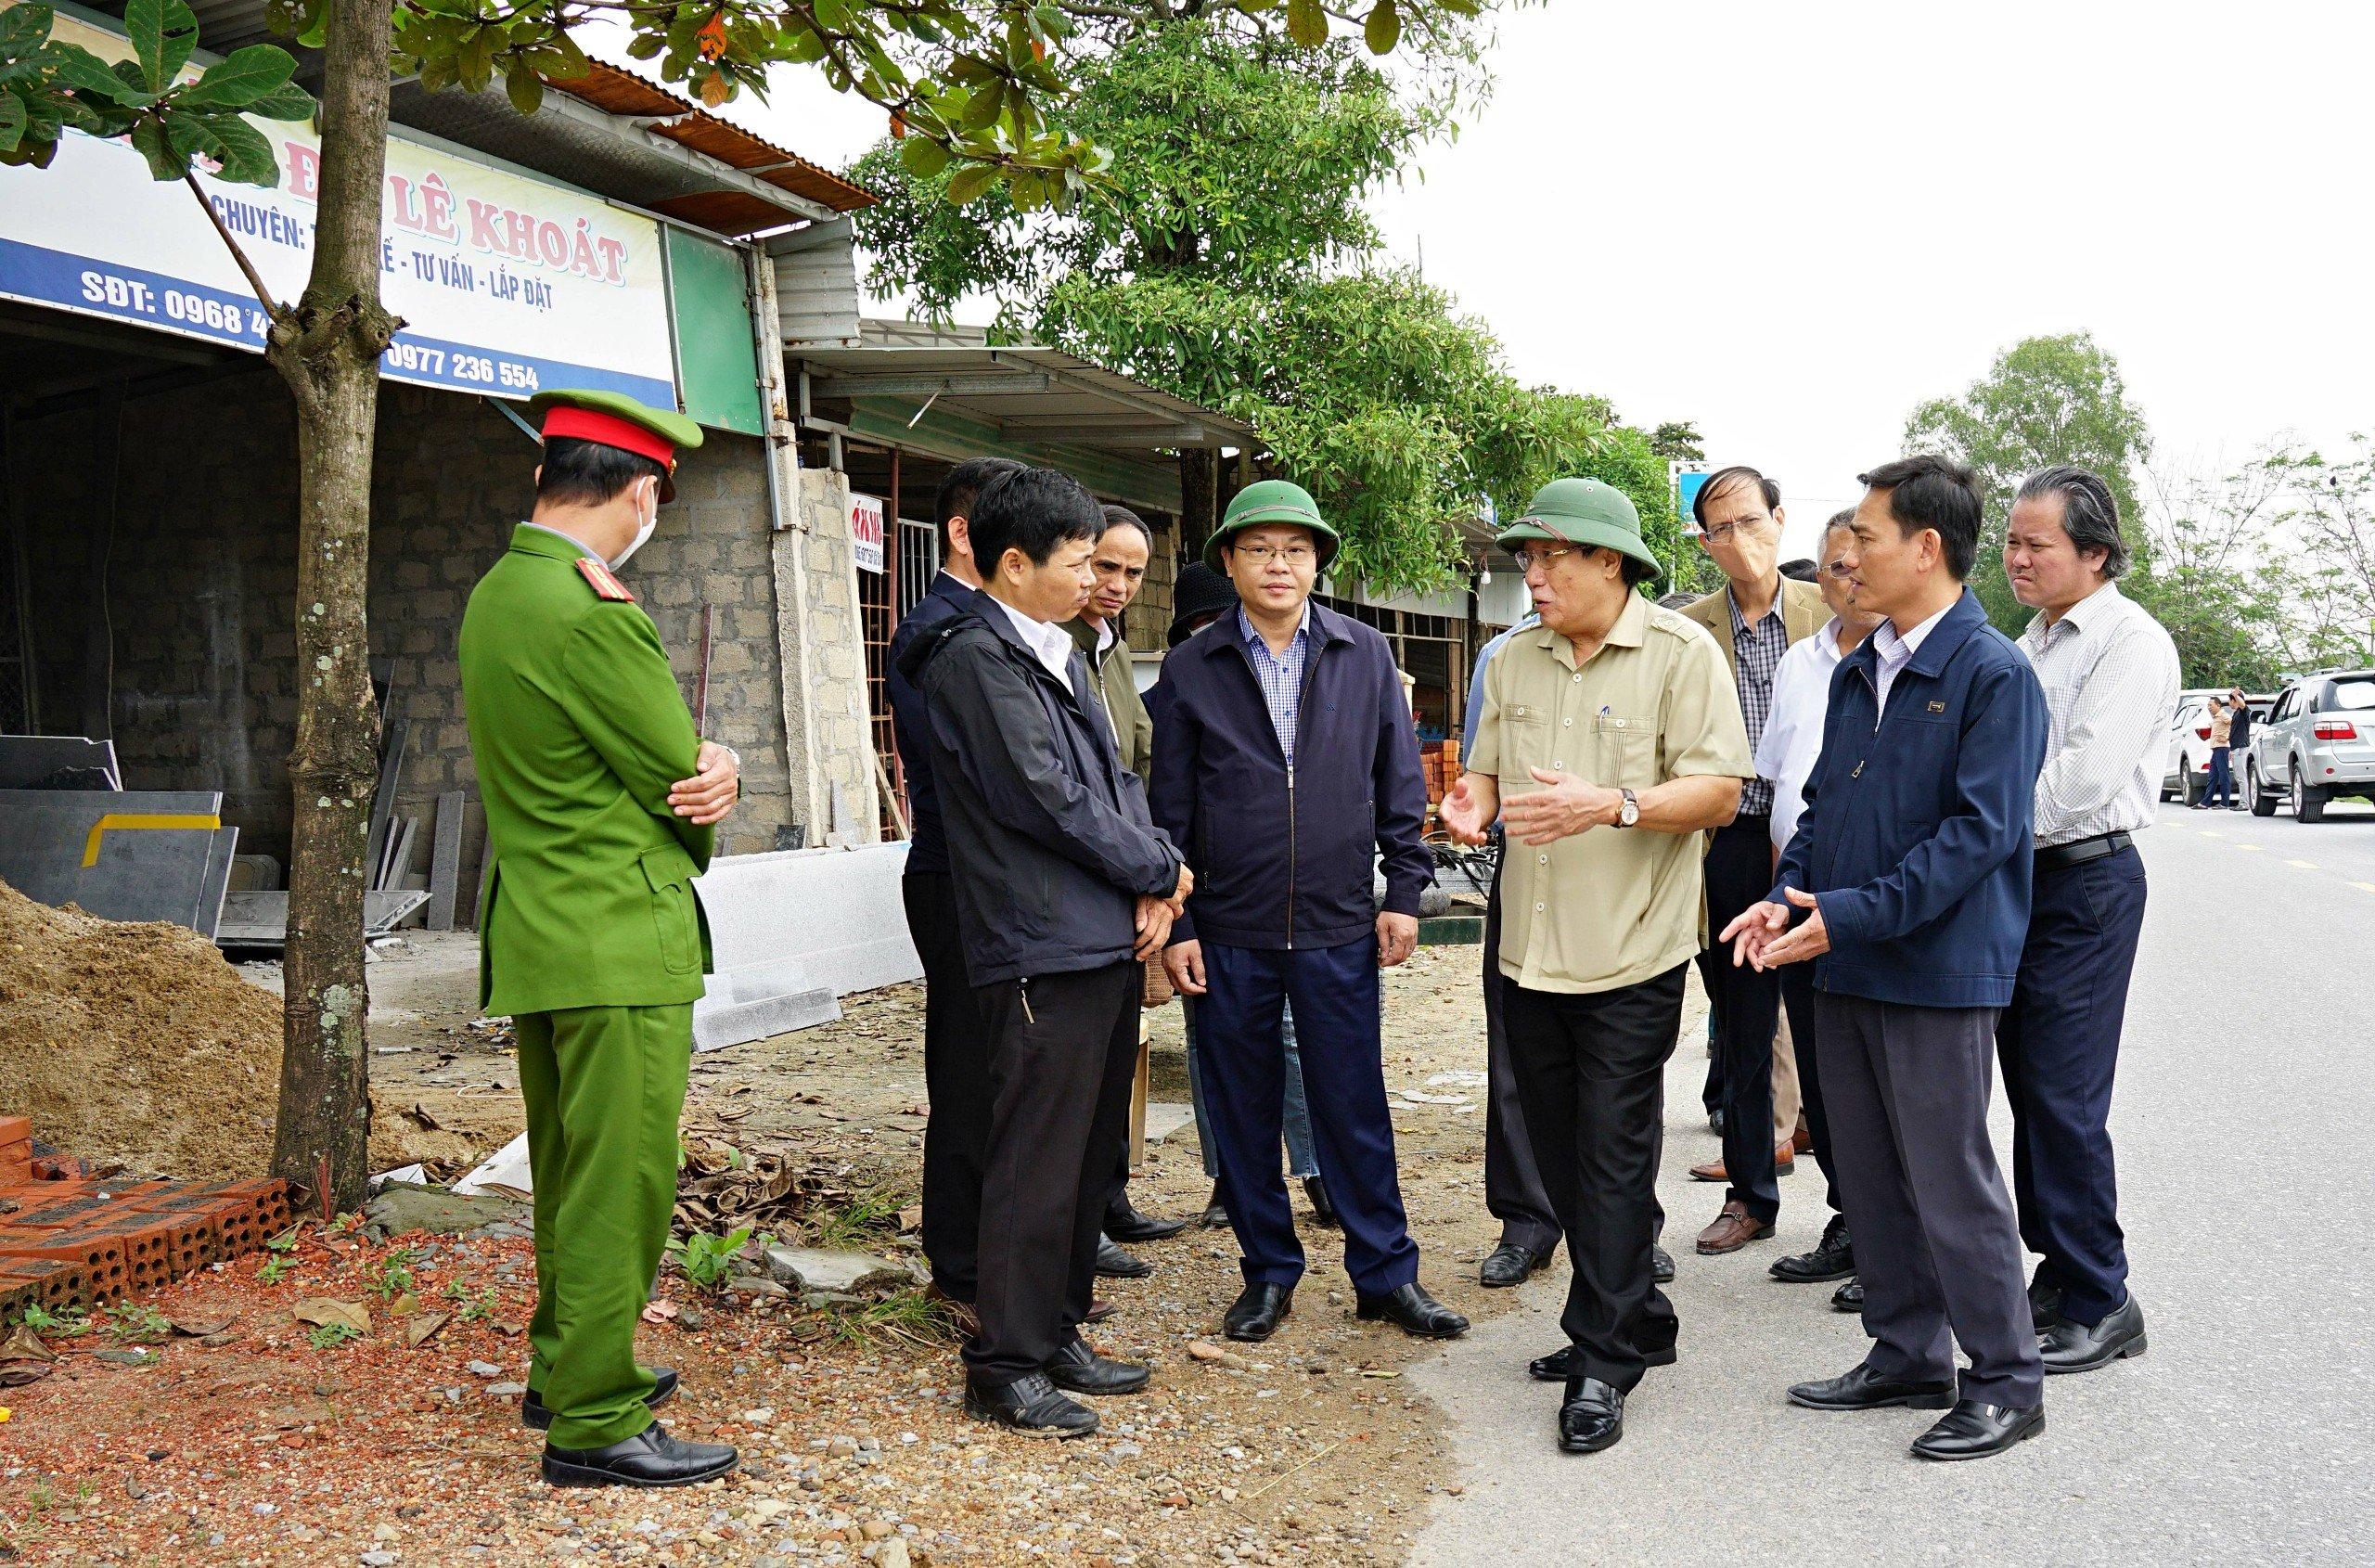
[790,342,1258,452]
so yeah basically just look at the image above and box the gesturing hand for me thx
[1499,766,1621,845]
[1719,897,1791,970]
[1439,776,1491,845]
[668,741,739,825]
[1755,888,1829,969]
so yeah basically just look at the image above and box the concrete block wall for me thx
[776,466,880,844]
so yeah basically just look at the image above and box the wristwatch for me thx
[1615,788,1639,829]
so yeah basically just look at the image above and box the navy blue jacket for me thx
[1149,603,1432,951]
[896,601,1182,987]
[886,572,982,876]
[1772,590,2048,1009]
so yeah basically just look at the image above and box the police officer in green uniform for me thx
[459,389,744,1488]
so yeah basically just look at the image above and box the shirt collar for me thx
[1529,592,1648,670]
[2023,578,2125,647]
[520,521,597,559]
[1238,604,1311,653]
[991,596,1073,674]
[1727,583,1783,638]
[1878,599,1955,663]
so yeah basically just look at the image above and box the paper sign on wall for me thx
[850,493,886,574]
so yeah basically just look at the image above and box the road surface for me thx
[1407,800,2375,1566]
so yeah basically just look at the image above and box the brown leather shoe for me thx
[1085,1297,1117,1325]
[924,1282,981,1339]
[1687,1144,1796,1183]
[1791,1125,1814,1156]
[1695,1200,1777,1254]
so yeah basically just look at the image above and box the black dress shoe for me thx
[1530,1330,1674,1382]
[1045,1336,1150,1396]
[1770,1216,1855,1283]
[1479,1241,1547,1288]
[1911,1398,2044,1460]
[522,1367,678,1432]
[1787,1363,1957,1411]
[1355,1281,1469,1339]
[2040,1292,2147,1374]
[1651,1245,1675,1284]
[1708,1108,1726,1135]
[1303,1176,1340,1228]
[963,1372,1099,1437]
[1094,1234,1154,1279]
[1557,1376,1624,1454]
[541,1422,738,1488]
[1225,1281,1293,1342]
[1199,1182,1229,1229]
[1105,1200,1191,1244]
[2028,1279,2069,1330]
[1831,1278,1863,1313]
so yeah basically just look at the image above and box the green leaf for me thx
[239,82,315,122]
[624,32,664,60]
[125,0,199,90]
[945,162,999,205]
[0,90,24,153]
[505,64,543,116]
[1285,0,1328,48]
[128,112,186,180]
[51,44,131,99]
[897,135,949,179]
[180,45,296,108]
[189,107,277,184]
[0,5,55,60]
[1363,0,1400,55]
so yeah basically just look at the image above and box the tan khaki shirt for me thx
[1469,594,1752,996]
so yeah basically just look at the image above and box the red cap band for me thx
[541,405,677,469]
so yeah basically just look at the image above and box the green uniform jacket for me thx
[459,524,714,1015]
[1067,616,1153,783]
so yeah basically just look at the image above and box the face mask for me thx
[609,479,658,569]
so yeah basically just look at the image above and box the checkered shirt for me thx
[1729,593,1788,816]
[1239,605,1314,768]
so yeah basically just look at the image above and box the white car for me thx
[2161,689,2271,806]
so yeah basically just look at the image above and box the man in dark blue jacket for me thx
[1727,455,2050,1462]
[898,467,1190,1439]
[1152,480,1466,1345]
[886,456,1021,1321]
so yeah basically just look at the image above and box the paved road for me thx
[1409,802,2375,1566]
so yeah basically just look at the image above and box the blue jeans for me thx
[2204,747,2234,806]
[1184,996,1318,1180]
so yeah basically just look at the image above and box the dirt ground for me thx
[2,930,1709,1567]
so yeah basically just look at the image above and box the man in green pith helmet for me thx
[458,388,743,1489]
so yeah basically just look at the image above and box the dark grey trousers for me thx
[1483,865,1560,1255]
[1815,992,2043,1409]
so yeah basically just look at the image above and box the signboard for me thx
[0,9,677,409]
[1674,464,1710,532]
[850,492,886,575]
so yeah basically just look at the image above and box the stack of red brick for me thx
[0,1116,292,1319]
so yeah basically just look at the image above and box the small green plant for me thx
[15,1303,90,1337]
[665,1226,754,1297]
[443,1280,500,1322]
[306,1320,363,1350]
[811,1186,913,1252]
[257,1253,296,1286]
[104,1302,171,1343]
[368,1247,418,1302]
[328,1212,366,1240]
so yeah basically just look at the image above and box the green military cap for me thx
[1204,479,1342,572]
[529,388,704,501]
[1496,477,1663,575]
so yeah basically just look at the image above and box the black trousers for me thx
[1694,818,1781,1221]
[905,871,990,1301]
[1778,965,1842,1218]
[1997,847,2148,1327]
[1503,965,1686,1394]
[1483,864,1560,1255]
[964,961,1141,1385]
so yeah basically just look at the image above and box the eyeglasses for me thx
[1819,561,1854,580]
[1508,546,1580,574]
[1233,544,1317,566]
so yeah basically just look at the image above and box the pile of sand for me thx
[0,878,281,1180]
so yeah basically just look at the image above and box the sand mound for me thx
[0,878,281,1180]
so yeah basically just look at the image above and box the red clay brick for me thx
[0,1116,31,1146]
[0,1227,129,1300]
[31,1155,90,1181]
[0,1257,95,1313]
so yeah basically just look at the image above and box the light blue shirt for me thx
[1238,605,1316,768]
[1464,612,1540,765]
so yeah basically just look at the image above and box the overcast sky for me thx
[702,0,2375,559]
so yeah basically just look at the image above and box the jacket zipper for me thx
[1018,977,1035,1024]
[1233,635,1326,950]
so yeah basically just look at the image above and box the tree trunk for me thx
[264,0,403,1215]
[1179,447,1216,561]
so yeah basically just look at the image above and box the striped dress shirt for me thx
[1239,605,1314,768]
[2016,580,2183,848]
[1727,593,1789,816]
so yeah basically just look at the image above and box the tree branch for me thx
[184,171,283,318]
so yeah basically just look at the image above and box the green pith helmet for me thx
[528,388,704,501]
[1496,477,1663,576]
[1204,479,1342,572]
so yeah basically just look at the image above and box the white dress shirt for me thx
[1870,600,1954,717]
[1754,616,1855,853]
[2015,580,2182,847]
[991,595,1079,684]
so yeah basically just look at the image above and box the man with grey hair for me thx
[1999,464,2179,1375]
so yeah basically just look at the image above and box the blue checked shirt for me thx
[1728,592,1789,816]
[1239,605,1315,767]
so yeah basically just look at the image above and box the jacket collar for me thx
[508,521,596,563]
[929,569,983,610]
[1066,615,1126,660]
[1841,588,1987,682]
[1197,597,1356,661]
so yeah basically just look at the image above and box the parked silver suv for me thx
[2247,669,2375,822]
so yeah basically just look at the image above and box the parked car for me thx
[2246,670,2375,821]
[2163,689,2274,806]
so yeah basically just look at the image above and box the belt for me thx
[2035,830,2132,873]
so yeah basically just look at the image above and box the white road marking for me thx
[2288,858,2319,870]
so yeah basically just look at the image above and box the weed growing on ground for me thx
[666,1226,756,1296]
[306,1320,363,1350]
[103,1302,170,1343]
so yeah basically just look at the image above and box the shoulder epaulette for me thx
[575,557,635,602]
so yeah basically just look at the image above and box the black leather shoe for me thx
[1045,1336,1150,1396]
[1105,1200,1190,1244]
[963,1372,1098,1437]
[1529,1330,1674,1382]
[1355,1281,1469,1339]
[2028,1279,2069,1330]
[541,1422,738,1488]
[1224,1282,1293,1343]
[2040,1292,2147,1375]
[1770,1216,1854,1283]
[1480,1241,1547,1288]
[1094,1234,1154,1279]
[1651,1246,1675,1284]
[1787,1363,1957,1411]
[1557,1377,1624,1454]
[1200,1182,1230,1229]
[1303,1176,1340,1228]
[522,1367,678,1432]
[1911,1398,2044,1460]
[1708,1108,1726,1136]
[1831,1278,1863,1313]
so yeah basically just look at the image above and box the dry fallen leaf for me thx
[291,1299,370,1334]
[640,1301,679,1325]
[897,1205,923,1234]
[404,1311,451,1348]
[1,1324,57,1364]
[168,1316,235,1338]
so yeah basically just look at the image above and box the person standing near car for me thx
[1999,465,2179,1374]
[2202,697,2235,808]
[2226,688,2253,808]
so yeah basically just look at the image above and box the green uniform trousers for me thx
[514,1002,692,1450]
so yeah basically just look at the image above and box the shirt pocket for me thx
[639,843,701,975]
[1496,704,1550,770]
[1591,713,1660,790]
